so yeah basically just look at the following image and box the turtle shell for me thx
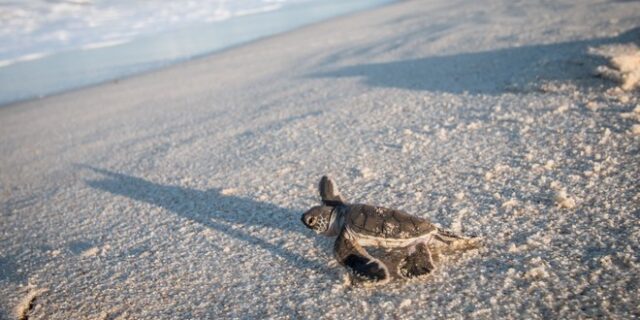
[344,204,436,239]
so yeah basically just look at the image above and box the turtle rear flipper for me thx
[398,243,435,278]
[434,228,482,251]
[319,176,345,206]
[334,229,389,283]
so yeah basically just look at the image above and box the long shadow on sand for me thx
[83,166,326,271]
[312,27,639,94]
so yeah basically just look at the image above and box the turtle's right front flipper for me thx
[334,229,389,284]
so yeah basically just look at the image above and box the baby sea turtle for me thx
[301,176,478,284]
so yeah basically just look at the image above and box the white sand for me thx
[1,0,639,318]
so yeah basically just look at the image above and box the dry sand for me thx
[1,0,639,318]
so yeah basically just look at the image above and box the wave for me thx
[80,39,130,51]
[0,52,50,68]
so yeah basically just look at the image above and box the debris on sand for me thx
[15,287,47,320]
[554,189,576,209]
[593,44,640,91]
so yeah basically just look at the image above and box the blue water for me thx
[0,0,393,106]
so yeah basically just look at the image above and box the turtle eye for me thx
[307,217,316,226]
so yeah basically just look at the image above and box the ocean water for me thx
[0,0,393,106]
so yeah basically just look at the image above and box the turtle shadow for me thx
[82,166,328,272]
[310,27,640,94]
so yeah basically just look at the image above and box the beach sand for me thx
[1,0,639,318]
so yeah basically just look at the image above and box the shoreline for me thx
[0,0,395,108]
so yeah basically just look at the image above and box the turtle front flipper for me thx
[334,229,389,284]
[319,176,345,206]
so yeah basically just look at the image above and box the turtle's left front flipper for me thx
[334,229,389,284]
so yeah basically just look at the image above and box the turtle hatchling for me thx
[301,176,479,285]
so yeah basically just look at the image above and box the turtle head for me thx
[301,205,341,236]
